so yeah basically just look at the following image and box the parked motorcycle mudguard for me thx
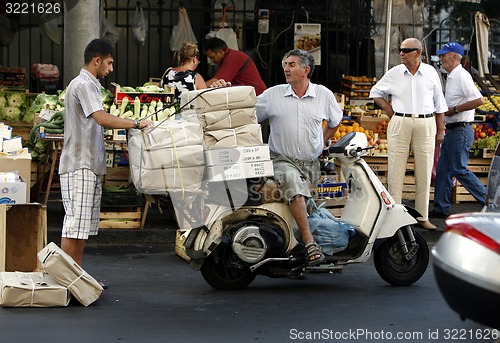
[375,204,417,239]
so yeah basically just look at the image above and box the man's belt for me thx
[394,112,433,118]
[445,121,471,130]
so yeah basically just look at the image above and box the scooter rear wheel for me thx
[374,228,429,286]
[200,243,256,290]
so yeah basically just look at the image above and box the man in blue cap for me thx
[430,42,486,218]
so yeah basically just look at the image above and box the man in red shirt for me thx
[204,37,267,95]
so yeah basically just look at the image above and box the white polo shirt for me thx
[444,64,482,124]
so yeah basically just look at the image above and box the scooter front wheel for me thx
[373,227,429,286]
[200,242,256,290]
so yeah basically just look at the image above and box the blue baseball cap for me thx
[437,42,465,56]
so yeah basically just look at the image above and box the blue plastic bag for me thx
[307,204,356,255]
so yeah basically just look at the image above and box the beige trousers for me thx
[387,115,436,221]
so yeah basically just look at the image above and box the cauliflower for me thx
[7,92,26,108]
[0,94,6,109]
[1,106,22,121]
[29,93,59,112]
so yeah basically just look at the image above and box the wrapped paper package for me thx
[204,124,263,150]
[199,108,257,131]
[128,120,205,194]
[130,165,205,194]
[180,86,256,112]
[38,242,103,306]
[0,272,71,307]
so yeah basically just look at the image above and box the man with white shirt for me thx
[256,49,342,265]
[430,42,486,218]
[369,38,448,230]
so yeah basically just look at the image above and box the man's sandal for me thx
[305,241,325,266]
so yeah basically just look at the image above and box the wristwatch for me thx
[453,106,459,114]
[133,119,140,129]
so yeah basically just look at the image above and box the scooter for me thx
[183,132,430,289]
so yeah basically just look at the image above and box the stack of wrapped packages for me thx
[181,86,273,182]
[127,86,274,229]
[0,242,104,307]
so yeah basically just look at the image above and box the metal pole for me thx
[384,0,393,74]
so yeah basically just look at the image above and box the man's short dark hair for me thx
[283,49,315,79]
[84,39,114,65]
[204,37,228,53]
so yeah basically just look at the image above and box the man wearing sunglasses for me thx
[370,38,448,230]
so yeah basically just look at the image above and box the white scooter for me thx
[184,132,429,289]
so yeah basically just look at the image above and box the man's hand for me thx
[209,79,232,88]
[137,119,153,129]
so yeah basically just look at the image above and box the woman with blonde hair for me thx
[160,42,207,99]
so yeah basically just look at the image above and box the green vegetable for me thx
[0,94,7,108]
[136,84,165,93]
[120,86,136,92]
[7,92,25,108]
[29,93,59,112]
[0,106,21,121]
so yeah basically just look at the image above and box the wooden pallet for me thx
[99,207,142,229]
[316,196,347,217]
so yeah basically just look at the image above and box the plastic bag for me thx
[206,28,239,51]
[132,3,148,46]
[100,16,120,45]
[170,8,197,52]
[307,203,356,255]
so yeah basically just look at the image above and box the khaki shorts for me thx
[60,168,102,239]
[271,152,320,204]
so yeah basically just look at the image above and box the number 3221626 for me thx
[5,2,61,15]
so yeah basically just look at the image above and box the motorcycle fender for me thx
[376,205,417,239]
[203,219,224,255]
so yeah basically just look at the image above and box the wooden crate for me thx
[316,197,347,217]
[99,207,142,229]
[175,229,191,262]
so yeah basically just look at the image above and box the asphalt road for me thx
[1,200,493,343]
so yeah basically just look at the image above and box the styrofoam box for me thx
[204,145,271,166]
[206,160,274,182]
[0,180,27,204]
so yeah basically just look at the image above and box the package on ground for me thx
[0,272,71,307]
[199,108,257,131]
[180,86,256,112]
[1,203,47,272]
[204,124,263,150]
[206,160,274,182]
[204,145,271,166]
[0,124,12,140]
[37,242,103,306]
[0,172,26,204]
[130,165,205,194]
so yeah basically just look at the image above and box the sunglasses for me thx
[399,48,419,54]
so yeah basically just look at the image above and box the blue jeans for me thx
[433,125,486,214]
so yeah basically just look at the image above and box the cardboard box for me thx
[0,176,27,204]
[0,272,71,307]
[359,113,390,130]
[180,86,256,112]
[38,242,103,306]
[204,145,271,166]
[0,203,47,272]
[206,160,274,182]
[0,153,31,201]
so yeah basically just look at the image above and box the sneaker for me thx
[429,209,450,219]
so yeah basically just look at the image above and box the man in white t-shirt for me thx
[430,42,486,218]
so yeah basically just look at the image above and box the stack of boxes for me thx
[181,86,274,182]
